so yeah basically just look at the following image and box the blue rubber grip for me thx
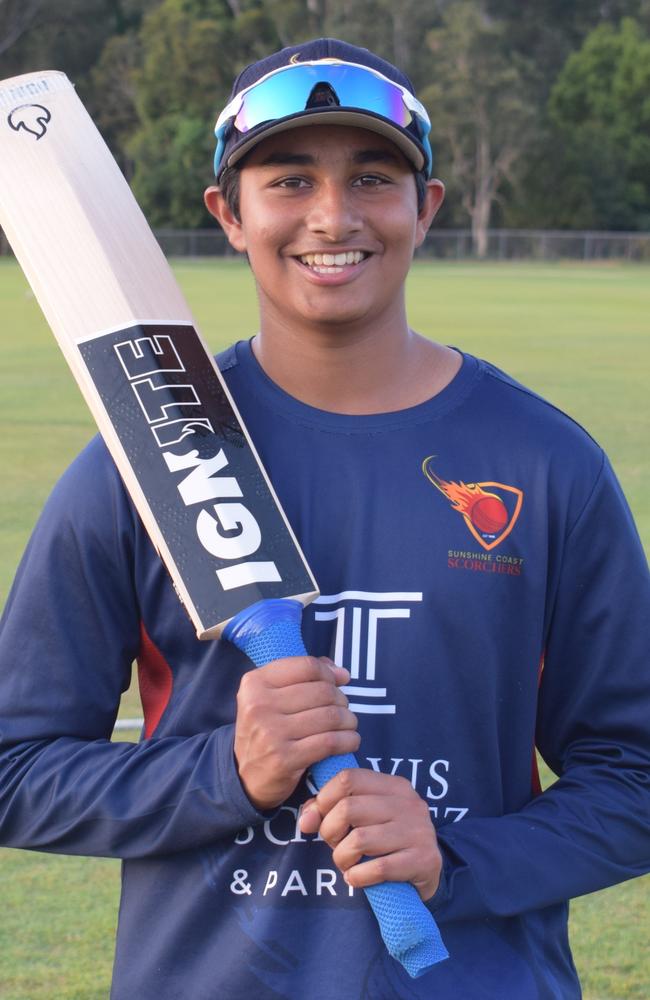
[224,598,448,977]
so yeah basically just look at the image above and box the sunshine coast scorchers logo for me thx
[422,456,523,553]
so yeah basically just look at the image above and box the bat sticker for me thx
[8,103,52,140]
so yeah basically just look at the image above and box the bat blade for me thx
[0,71,318,637]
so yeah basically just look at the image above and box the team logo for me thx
[422,456,523,551]
[8,103,51,140]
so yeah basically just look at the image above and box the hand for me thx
[299,769,442,901]
[234,657,360,811]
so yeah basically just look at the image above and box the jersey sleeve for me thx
[0,438,266,859]
[431,453,650,921]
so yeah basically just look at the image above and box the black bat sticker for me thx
[8,104,51,140]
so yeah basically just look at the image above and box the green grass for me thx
[0,851,119,1000]
[0,258,648,998]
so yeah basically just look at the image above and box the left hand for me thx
[299,769,442,901]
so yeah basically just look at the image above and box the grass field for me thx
[0,258,648,998]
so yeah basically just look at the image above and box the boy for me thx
[0,37,648,1000]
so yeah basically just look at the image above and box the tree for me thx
[486,0,650,86]
[127,0,288,226]
[420,2,540,256]
[539,18,650,229]
[319,0,439,90]
[88,31,143,181]
[0,0,156,80]
[0,0,45,59]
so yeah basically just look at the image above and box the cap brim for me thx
[223,108,426,173]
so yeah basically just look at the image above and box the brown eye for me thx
[275,176,309,189]
[353,174,388,187]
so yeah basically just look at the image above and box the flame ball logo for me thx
[8,103,52,140]
[422,456,523,551]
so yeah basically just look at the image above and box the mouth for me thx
[296,250,369,274]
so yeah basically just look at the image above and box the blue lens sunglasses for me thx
[214,58,433,177]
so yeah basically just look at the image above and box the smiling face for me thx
[205,124,444,342]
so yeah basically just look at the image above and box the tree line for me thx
[1,0,649,254]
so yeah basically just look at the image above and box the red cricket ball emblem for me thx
[422,456,523,551]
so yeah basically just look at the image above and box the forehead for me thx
[243,123,411,169]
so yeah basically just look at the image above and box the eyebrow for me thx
[353,149,403,166]
[257,148,404,167]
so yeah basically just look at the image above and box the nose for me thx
[305,181,363,242]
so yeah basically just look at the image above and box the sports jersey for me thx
[0,342,648,1000]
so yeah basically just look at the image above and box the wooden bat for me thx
[0,70,447,976]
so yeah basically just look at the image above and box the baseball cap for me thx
[213,38,433,181]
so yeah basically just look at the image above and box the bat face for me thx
[0,72,318,637]
[78,320,316,635]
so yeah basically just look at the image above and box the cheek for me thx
[242,216,290,259]
[375,197,419,246]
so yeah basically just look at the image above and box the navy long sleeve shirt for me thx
[0,345,648,999]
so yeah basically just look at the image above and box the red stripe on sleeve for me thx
[137,622,174,738]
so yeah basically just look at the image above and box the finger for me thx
[285,704,358,742]
[316,769,415,815]
[343,848,442,901]
[292,729,361,770]
[318,794,395,846]
[331,819,407,871]
[252,657,350,688]
[343,849,417,890]
[273,680,351,716]
[298,799,322,835]
[315,657,351,688]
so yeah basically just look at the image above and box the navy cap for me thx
[215,37,431,180]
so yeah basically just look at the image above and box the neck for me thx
[252,302,461,415]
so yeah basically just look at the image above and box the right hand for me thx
[234,657,360,811]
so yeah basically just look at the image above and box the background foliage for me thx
[1,0,650,242]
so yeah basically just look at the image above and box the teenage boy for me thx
[0,37,649,1000]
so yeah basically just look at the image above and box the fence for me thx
[417,228,650,261]
[2,226,649,261]
[152,227,650,261]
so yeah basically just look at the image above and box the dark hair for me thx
[218,162,429,223]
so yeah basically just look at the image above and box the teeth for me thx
[299,250,366,268]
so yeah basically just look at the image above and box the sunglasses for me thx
[214,58,433,177]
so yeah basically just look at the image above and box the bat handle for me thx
[223,598,449,978]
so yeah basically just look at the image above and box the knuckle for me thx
[417,796,432,822]
[337,768,356,796]
[349,827,366,854]
[331,843,346,868]
[337,797,354,825]
[309,656,330,679]
[322,731,342,756]
[235,697,253,724]
[372,856,390,881]
[238,689,265,719]
[348,731,362,753]
[237,671,255,697]
[324,704,342,729]
[394,775,413,795]
[314,681,332,702]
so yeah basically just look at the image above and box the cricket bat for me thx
[0,70,447,976]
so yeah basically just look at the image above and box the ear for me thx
[415,179,445,248]
[204,185,247,254]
